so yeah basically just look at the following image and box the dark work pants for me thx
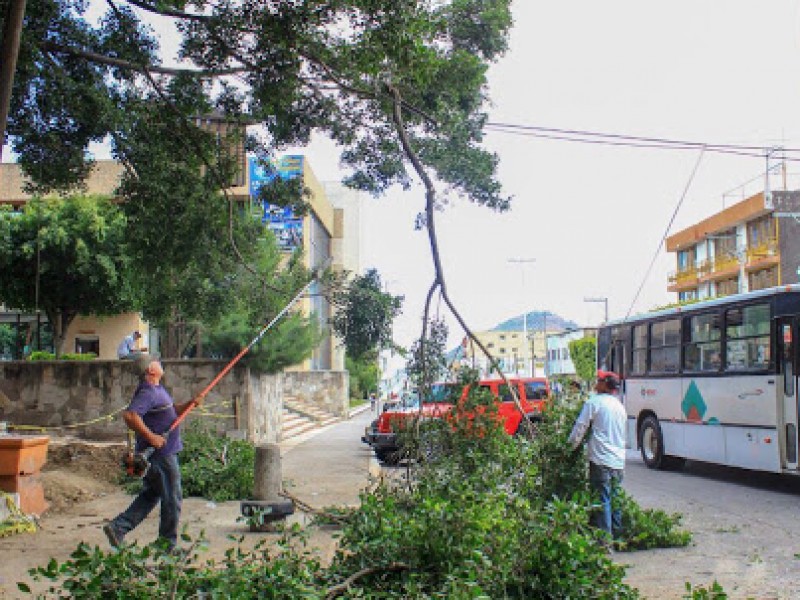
[112,453,183,547]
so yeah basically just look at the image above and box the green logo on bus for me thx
[682,381,707,423]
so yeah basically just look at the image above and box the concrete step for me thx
[280,399,341,442]
[280,409,320,441]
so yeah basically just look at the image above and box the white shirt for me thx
[568,392,627,470]
[117,334,137,359]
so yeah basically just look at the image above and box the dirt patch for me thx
[41,440,126,513]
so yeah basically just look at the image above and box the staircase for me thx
[281,400,340,442]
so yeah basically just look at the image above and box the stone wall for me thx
[282,370,349,417]
[0,360,347,444]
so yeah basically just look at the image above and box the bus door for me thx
[778,318,798,470]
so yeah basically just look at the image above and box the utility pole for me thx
[509,258,536,376]
[0,0,27,162]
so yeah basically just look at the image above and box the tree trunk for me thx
[0,0,27,163]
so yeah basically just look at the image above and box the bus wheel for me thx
[639,416,666,469]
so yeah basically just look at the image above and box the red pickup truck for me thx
[369,377,550,464]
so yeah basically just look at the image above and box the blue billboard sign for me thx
[248,156,305,250]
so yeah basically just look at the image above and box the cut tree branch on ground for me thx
[325,562,410,599]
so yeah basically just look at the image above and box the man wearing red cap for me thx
[568,370,626,546]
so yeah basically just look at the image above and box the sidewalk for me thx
[0,410,377,597]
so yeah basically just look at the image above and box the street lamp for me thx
[509,258,536,376]
[584,297,608,324]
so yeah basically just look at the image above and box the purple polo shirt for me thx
[127,381,183,456]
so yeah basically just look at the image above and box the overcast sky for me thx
[296,1,800,351]
[13,1,800,353]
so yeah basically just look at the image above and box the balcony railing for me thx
[746,238,779,261]
[668,266,698,285]
[712,254,740,273]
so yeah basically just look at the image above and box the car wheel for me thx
[375,448,401,466]
[514,418,538,440]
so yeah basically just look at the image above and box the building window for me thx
[678,248,695,270]
[716,277,739,297]
[713,229,737,258]
[679,290,698,302]
[748,267,778,291]
[747,215,775,248]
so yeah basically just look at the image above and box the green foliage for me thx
[0,197,136,356]
[617,490,693,550]
[330,269,403,360]
[330,388,637,598]
[23,532,324,599]
[59,353,97,360]
[205,310,320,374]
[569,336,598,383]
[24,385,692,597]
[405,318,451,395]
[346,353,379,400]
[27,351,56,361]
[532,394,692,552]
[683,580,727,599]
[201,240,320,372]
[0,325,14,354]
[10,0,512,211]
[179,424,256,502]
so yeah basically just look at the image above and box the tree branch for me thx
[122,0,212,22]
[387,83,532,435]
[42,41,248,78]
[325,562,410,599]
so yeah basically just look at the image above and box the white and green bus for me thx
[597,284,800,474]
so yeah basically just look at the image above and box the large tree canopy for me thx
[0,195,137,355]
[5,0,512,211]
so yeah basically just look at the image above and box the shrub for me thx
[179,424,255,502]
[60,353,97,360]
[27,351,55,361]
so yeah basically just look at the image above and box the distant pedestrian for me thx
[568,370,626,545]
[103,360,200,551]
[369,392,377,412]
[117,330,143,359]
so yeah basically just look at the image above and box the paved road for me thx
[621,449,800,598]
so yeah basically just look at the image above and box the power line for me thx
[485,122,800,162]
[624,148,706,320]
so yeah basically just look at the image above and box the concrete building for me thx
[462,329,551,378]
[545,327,597,379]
[0,156,351,369]
[666,190,800,302]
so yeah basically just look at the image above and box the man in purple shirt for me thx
[103,360,199,550]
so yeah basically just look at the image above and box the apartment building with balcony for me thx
[666,190,800,302]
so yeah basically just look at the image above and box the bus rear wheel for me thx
[639,415,685,470]
[640,416,666,469]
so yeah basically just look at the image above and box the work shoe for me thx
[102,523,122,548]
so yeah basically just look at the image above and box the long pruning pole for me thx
[165,276,319,434]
